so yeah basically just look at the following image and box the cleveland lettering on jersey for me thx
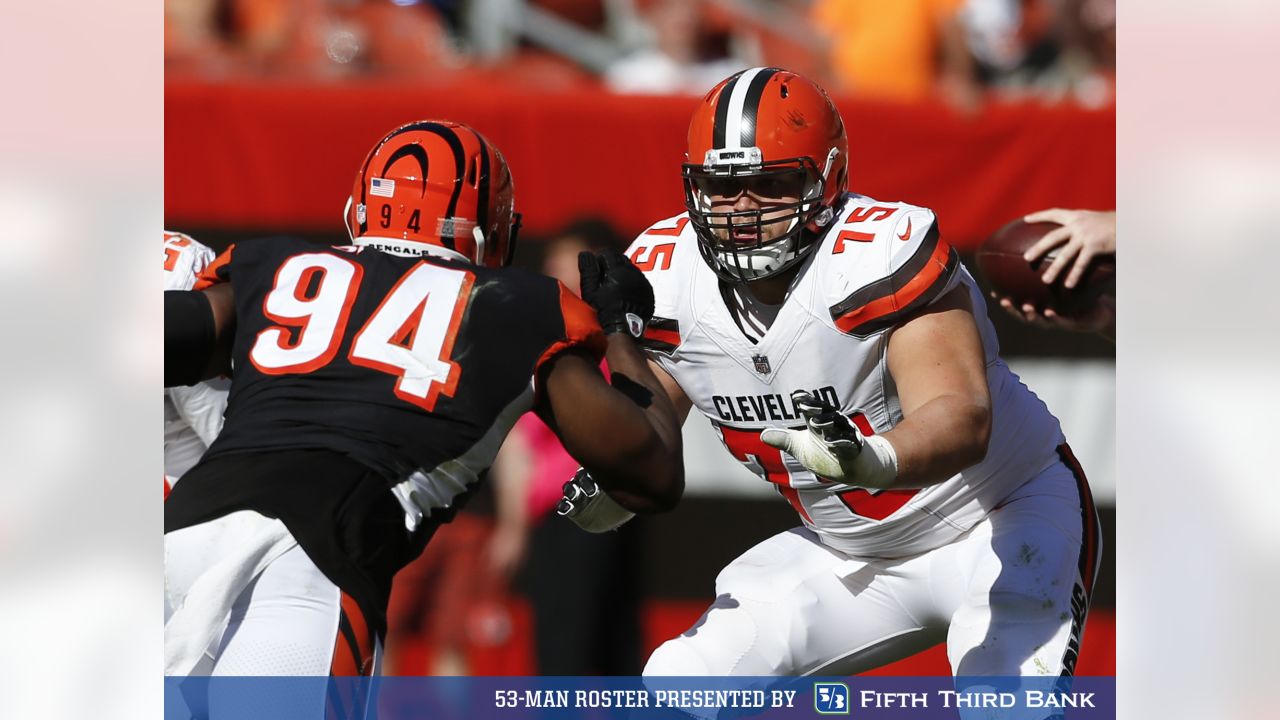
[712,385,838,424]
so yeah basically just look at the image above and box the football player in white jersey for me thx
[163,230,229,628]
[561,68,1102,682]
[163,230,229,498]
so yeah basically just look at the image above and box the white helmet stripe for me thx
[723,67,766,150]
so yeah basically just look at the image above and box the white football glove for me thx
[759,390,899,490]
[556,468,635,533]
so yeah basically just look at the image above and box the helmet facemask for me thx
[683,151,829,283]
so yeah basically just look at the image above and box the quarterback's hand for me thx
[994,292,1116,340]
[759,391,898,489]
[556,468,636,533]
[578,248,655,338]
[1022,208,1116,289]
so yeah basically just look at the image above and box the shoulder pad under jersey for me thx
[819,195,961,338]
[625,213,698,356]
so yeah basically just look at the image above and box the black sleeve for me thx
[165,290,216,387]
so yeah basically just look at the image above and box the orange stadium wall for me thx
[165,81,1115,250]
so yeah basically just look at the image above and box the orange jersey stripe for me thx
[643,326,680,347]
[834,238,954,334]
[330,593,376,677]
[193,245,235,291]
[533,282,607,378]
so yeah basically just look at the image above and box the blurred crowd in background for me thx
[166,0,1115,109]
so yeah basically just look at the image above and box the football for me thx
[975,218,1115,318]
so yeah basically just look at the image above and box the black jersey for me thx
[188,237,604,516]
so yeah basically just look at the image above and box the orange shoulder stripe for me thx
[832,238,956,336]
[193,244,235,291]
[534,282,607,378]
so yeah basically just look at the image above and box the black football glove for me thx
[578,248,655,338]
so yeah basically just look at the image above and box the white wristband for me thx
[852,434,899,490]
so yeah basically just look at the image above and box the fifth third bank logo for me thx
[814,683,850,715]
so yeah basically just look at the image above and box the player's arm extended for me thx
[538,249,686,513]
[647,358,693,424]
[539,341,684,513]
[881,286,992,488]
[164,283,235,387]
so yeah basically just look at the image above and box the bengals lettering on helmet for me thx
[344,120,521,269]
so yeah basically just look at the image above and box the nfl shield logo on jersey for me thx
[751,353,771,375]
[814,683,850,714]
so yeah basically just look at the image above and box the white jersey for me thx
[628,194,1065,558]
[163,231,228,481]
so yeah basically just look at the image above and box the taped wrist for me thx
[851,434,899,490]
[165,290,216,387]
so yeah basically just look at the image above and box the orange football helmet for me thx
[345,120,520,268]
[683,68,848,282]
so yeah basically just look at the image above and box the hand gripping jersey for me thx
[163,231,229,482]
[190,236,604,530]
[629,194,1065,558]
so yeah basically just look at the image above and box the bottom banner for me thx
[165,675,1115,720]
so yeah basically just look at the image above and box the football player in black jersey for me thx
[163,121,682,705]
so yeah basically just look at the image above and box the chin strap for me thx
[472,226,487,266]
[343,196,356,241]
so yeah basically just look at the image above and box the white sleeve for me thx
[166,378,229,446]
[163,232,217,291]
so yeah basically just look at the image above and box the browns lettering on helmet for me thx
[345,120,520,268]
[683,68,849,283]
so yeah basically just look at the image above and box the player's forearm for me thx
[590,334,685,511]
[574,404,683,513]
[881,394,991,489]
[541,348,684,513]
[603,335,684,461]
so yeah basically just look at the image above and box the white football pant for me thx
[645,456,1100,678]
[165,511,379,719]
